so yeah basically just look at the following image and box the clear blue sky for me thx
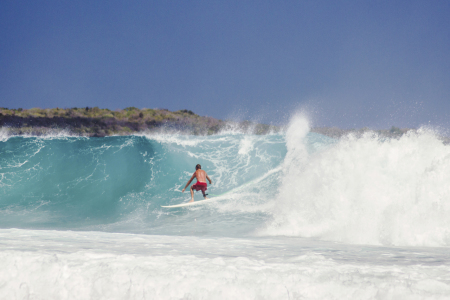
[1,0,449,129]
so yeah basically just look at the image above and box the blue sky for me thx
[1,1,449,129]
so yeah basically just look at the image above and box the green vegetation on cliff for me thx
[0,107,279,137]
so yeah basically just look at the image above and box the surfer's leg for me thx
[189,186,194,202]
[202,190,208,199]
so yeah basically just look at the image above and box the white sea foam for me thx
[0,128,10,142]
[145,133,201,147]
[265,115,450,247]
[1,229,450,300]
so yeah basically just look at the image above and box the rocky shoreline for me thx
[0,107,278,137]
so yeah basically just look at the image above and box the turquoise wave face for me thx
[0,136,156,228]
[0,134,305,236]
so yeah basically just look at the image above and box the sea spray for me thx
[265,115,450,246]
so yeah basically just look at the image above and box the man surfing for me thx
[182,164,212,202]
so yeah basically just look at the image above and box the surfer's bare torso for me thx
[193,169,207,183]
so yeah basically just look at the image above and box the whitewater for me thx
[1,115,450,299]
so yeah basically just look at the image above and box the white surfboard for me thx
[161,198,217,208]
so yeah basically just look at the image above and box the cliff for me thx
[0,107,278,137]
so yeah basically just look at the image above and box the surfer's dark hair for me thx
[196,164,201,170]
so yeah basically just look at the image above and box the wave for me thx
[2,117,450,246]
[0,133,286,236]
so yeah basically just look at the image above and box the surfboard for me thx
[161,198,217,208]
[160,188,233,208]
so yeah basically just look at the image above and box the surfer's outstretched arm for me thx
[206,174,212,184]
[181,173,196,192]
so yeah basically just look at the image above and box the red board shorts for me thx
[192,182,207,192]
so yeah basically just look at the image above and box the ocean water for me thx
[1,116,450,299]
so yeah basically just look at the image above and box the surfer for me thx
[182,164,212,202]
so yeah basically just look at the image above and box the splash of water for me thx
[265,115,450,246]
